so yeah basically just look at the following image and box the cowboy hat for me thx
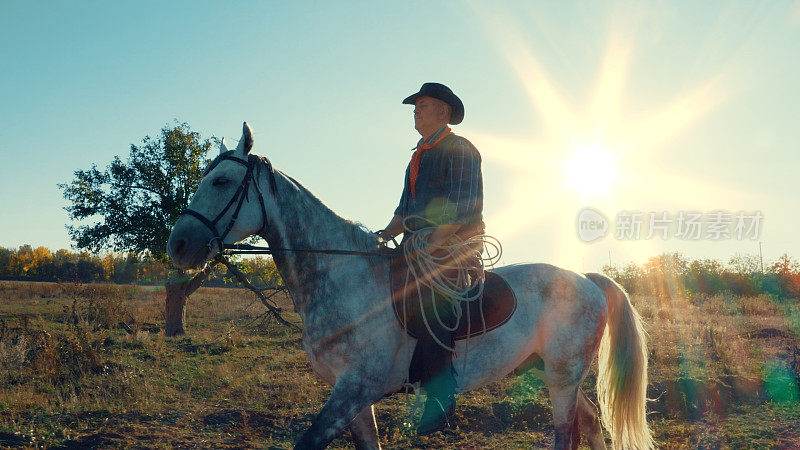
[402,82,465,125]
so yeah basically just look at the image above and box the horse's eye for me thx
[212,177,229,187]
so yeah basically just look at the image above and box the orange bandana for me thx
[409,127,452,199]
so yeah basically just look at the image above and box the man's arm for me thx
[379,214,405,241]
[380,161,412,242]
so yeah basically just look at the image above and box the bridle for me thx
[181,150,277,254]
[181,150,385,258]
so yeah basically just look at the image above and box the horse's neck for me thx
[258,170,378,316]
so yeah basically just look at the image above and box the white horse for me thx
[167,123,654,449]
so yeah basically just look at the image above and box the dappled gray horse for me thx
[167,123,654,449]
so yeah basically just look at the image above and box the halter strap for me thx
[182,153,274,252]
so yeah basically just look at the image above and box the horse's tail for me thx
[585,273,654,450]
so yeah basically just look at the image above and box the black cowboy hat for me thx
[402,82,465,125]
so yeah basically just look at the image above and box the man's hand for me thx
[379,215,405,243]
[376,229,391,245]
[427,223,460,249]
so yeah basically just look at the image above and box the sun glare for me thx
[564,145,618,197]
[465,3,749,269]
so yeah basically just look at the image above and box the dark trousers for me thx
[410,288,457,387]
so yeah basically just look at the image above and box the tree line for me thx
[601,252,800,300]
[0,245,280,288]
[4,243,798,301]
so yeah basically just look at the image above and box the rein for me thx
[223,243,387,257]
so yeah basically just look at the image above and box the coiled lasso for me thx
[401,216,502,352]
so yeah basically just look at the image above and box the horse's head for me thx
[167,122,276,269]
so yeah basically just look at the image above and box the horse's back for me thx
[455,263,607,389]
[490,262,606,313]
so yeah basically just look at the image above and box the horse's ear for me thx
[219,137,229,155]
[236,122,254,155]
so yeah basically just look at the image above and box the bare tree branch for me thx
[218,257,300,331]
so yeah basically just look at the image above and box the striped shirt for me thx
[394,125,484,231]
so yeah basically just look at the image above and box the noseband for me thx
[182,151,278,253]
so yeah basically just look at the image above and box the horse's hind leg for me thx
[349,404,380,450]
[577,389,606,449]
[547,382,581,450]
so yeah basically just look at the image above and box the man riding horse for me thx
[377,82,484,435]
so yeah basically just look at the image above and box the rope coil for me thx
[401,216,502,352]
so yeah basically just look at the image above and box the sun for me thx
[564,144,618,197]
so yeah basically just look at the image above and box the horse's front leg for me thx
[294,370,385,449]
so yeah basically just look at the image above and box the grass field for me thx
[1,279,799,449]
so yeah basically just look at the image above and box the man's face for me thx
[414,96,447,136]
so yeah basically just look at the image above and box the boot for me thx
[417,361,457,435]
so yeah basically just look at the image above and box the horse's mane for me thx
[258,157,379,253]
[203,152,378,252]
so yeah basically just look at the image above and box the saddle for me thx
[389,247,517,341]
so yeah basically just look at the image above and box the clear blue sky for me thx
[1,1,798,272]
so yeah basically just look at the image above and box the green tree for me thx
[0,247,11,277]
[642,252,688,299]
[685,258,725,295]
[768,253,800,298]
[59,122,211,258]
[728,252,761,274]
[59,122,217,335]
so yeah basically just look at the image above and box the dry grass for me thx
[0,280,798,448]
